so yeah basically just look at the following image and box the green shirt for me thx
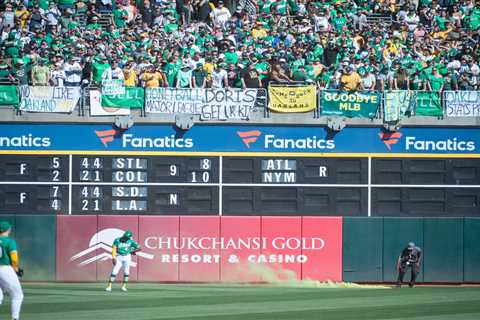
[92,63,110,83]
[113,8,128,28]
[177,69,192,88]
[0,236,17,266]
[224,52,239,65]
[113,237,139,255]
[163,63,179,87]
[429,75,444,91]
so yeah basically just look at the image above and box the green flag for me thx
[415,91,443,117]
[320,90,380,118]
[384,91,414,122]
[0,86,19,106]
[101,87,144,109]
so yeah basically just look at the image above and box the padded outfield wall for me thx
[2,215,479,283]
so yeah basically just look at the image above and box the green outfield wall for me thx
[4,215,480,283]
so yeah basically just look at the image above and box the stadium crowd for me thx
[0,0,479,92]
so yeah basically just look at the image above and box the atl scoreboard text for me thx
[0,154,479,216]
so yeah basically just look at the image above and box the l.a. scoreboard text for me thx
[0,124,479,216]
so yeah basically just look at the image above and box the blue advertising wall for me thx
[0,123,479,155]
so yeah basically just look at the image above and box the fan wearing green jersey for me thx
[0,221,24,320]
[106,230,140,292]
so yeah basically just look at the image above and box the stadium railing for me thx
[0,84,477,121]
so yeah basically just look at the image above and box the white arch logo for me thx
[70,228,154,267]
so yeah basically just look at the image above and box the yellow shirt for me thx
[252,28,268,39]
[15,9,29,29]
[341,72,361,91]
[123,68,137,87]
[203,63,214,81]
[142,72,162,88]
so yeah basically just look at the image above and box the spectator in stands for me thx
[141,64,166,88]
[46,3,61,33]
[340,66,361,91]
[63,56,82,87]
[211,1,231,29]
[0,0,478,98]
[9,60,28,85]
[123,61,138,87]
[1,4,15,29]
[193,63,207,88]
[102,60,125,81]
[211,63,228,88]
[50,62,66,87]
[31,58,50,86]
[176,64,194,88]
[242,64,262,88]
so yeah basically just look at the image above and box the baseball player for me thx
[105,230,140,292]
[0,221,24,320]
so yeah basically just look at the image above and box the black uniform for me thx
[396,243,422,287]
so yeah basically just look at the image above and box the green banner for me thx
[320,91,380,118]
[384,91,414,122]
[415,91,443,117]
[101,87,144,109]
[0,85,19,106]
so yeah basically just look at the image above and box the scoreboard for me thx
[1,154,479,216]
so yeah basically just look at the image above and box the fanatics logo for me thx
[95,129,119,147]
[379,131,402,150]
[70,228,153,267]
[237,130,262,148]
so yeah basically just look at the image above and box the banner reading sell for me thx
[19,86,81,113]
[415,91,443,116]
[268,86,316,113]
[101,87,144,109]
[0,85,19,106]
[445,91,480,117]
[320,90,380,118]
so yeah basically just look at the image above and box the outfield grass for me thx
[6,283,480,320]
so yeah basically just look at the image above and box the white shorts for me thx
[112,254,132,276]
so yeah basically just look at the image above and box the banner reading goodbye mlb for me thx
[320,90,380,118]
[268,86,317,112]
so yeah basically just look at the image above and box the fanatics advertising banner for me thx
[57,215,343,282]
[445,91,480,117]
[320,90,381,118]
[268,86,317,113]
[18,86,81,113]
[145,88,267,121]
[1,124,480,154]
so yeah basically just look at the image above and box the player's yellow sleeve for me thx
[209,2,216,10]
[112,246,117,259]
[10,251,18,269]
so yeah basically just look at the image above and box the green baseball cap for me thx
[0,221,11,233]
[123,230,133,238]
